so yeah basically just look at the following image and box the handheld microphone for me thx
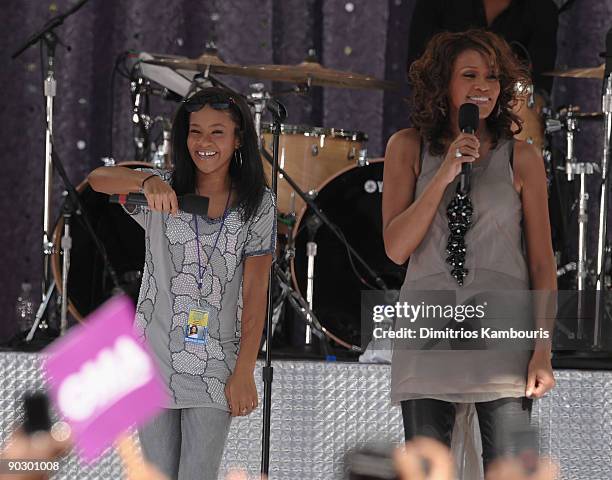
[458,103,480,194]
[109,193,209,216]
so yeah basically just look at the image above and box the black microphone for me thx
[266,97,287,122]
[458,103,480,194]
[109,193,209,216]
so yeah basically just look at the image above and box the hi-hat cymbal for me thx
[543,64,604,79]
[144,53,399,90]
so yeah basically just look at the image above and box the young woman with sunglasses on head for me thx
[383,30,556,472]
[89,87,275,479]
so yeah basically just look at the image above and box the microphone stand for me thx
[11,0,91,334]
[261,105,284,477]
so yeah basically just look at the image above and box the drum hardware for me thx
[149,116,172,169]
[261,148,387,285]
[265,264,333,354]
[261,148,392,351]
[51,162,151,321]
[304,215,323,346]
[58,191,74,336]
[131,76,152,161]
[593,71,612,350]
[247,83,268,147]
[28,150,121,339]
[291,161,407,349]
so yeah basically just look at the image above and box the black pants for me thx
[401,397,533,472]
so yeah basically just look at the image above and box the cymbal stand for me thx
[248,83,267,147]
[559,108,599,339]
[131,75,152,161]
[593,73,612,349]
[59,193,73,336]
[304,216,323,346]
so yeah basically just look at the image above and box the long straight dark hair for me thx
[170,86,267,221]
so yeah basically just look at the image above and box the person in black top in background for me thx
[406,0,559,95]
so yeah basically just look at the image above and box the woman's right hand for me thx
[434,133,480,186]
[142,175,179,215]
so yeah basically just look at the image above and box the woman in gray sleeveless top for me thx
[382,30,556,472]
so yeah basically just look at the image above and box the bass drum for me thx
[291,160,406,349]
[52,162,150,322]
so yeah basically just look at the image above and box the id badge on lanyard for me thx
[185,306,209,345]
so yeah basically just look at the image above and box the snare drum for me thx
[290,160,406,348]
[261,124,367,213]
[52,162,151,322]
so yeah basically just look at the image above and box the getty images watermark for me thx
[371,300,549,341]
[360,290,571,351]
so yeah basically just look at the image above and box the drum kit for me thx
[40,45,404,354]
[25,34,612,355]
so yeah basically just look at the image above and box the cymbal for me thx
[144,53,399,90]
[142,51,252,77]
[543,64,604,79]
[573,111,604,120]
[233,60,399,90]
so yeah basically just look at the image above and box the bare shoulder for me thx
[514,139,542,162]
[513,139,546,187]
[387,128,421,152]
[385,128,421,172]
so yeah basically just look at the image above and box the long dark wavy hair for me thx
[409,29,531,156]
[170,86,267,221]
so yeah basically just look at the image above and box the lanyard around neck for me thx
[193,181,232,299]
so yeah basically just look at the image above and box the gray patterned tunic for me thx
[125,169,276,410]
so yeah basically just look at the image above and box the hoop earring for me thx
[496,102,502,118]
[234,149,243,167]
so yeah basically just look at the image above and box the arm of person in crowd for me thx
[224,253,273,417]
[393,436,559,480]
[382,129,477,265]
[115,435,169,480]
[514,140,557,399]
[88,167,179,214]
[394,437,454,480]
[406,0,441,77]
[486,456,559,480]
[526,0,559,95]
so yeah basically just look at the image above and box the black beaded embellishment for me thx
[445,184,473,286]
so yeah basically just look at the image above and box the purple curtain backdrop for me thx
[0,0,610,341]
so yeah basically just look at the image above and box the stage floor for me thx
[1,353,611,479]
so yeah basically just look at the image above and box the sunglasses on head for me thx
[183,92,238,113]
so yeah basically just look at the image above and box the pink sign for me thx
[43,295,167,462]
